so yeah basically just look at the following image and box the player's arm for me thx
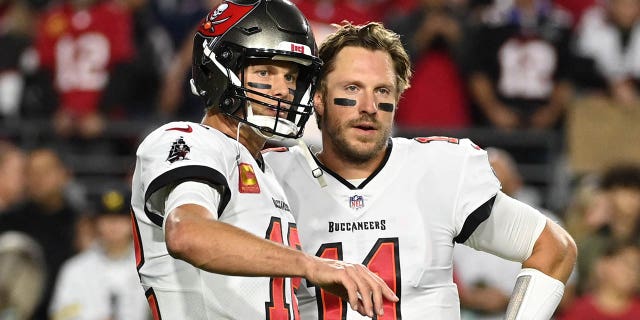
[504,219,577,320]
[463,192,577,320]
[164,182,397,318]
[522,218,576,283]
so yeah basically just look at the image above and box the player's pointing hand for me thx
[303,256,399,318]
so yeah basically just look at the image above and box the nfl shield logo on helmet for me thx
[349,195,364,210]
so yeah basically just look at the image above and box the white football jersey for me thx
[264,137,501,320]
[131,121,300,319]
[49,246,149,320]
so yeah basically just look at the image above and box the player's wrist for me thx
[295,251,316,279]
[505,268,564,320]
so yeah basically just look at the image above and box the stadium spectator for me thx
[35,0,135,138]
[0,148,82,319]
[294,0,381,43]
[0,0,55,121]
[574,0,640,108]
[554,0,598,27]
[150,0,212,47]
[564,175,612,245]
[467,0,574,130]
[388,0,471,129]
[157,24,205,121]
[0,141,26,214]
[560,242,640,320]
[49,187,148,320]
[0,231,46,320]
[0,0,32,120]
[576,164,640,294]
[157,1,222,121]
[99,0,174,121]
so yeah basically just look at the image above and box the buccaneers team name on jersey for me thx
[328,220,386,232]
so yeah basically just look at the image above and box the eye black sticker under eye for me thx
[333,98,357,107]
[247,82,272,89]
[378,103,394,112]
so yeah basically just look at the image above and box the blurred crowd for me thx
[2,0,640,319]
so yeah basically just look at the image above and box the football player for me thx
[130,2,396,319]
[264,22,577,319]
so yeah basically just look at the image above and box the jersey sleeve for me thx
[463,191,547,262]
[452,139,501,243]
[164,181,221,224]
[136,124,231,227]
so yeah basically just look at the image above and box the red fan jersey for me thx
[36,2,134,116]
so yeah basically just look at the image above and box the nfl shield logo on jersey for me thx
[349,195,364,210]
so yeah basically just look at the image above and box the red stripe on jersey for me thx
[130,210,144,270]
[145,288,162,320]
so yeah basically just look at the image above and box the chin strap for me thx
[235,121,243,166]
[297,139,327,188]
[245,102,299,141]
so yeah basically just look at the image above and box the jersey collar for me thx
[311,138,393,190]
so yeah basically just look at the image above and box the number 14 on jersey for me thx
[311,238,401,320]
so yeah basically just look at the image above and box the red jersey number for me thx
[265,218,301,320]
[312,238,401,320]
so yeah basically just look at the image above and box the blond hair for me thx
[318,21,412,97]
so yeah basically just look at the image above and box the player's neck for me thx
[202,113,266,160]
[316,147,386,180]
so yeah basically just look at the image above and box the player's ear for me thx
[313,92,324,117]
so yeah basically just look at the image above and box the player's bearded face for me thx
[321,102,391,163]
[318,47,396,163]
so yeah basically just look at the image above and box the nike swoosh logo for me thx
[165,125,193,133]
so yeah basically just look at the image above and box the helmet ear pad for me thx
[211,43,246,115]
[192,39,246,115]
[219,86,244,115]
